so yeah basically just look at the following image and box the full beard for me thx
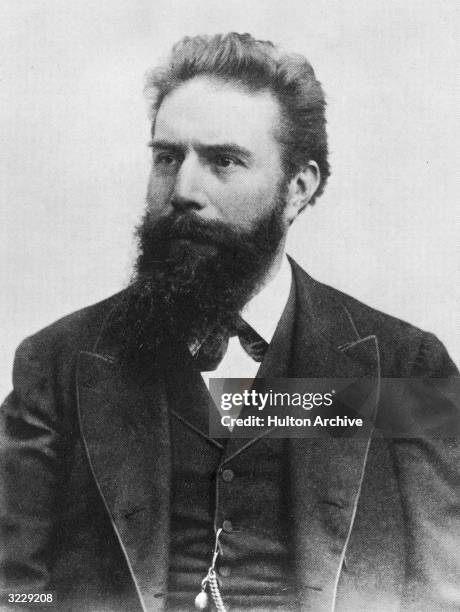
[112,196,287,367]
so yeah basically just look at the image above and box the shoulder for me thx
[4,293,126,426]
[290,258,458,376]
[334,284,455,376]
[13,292,125,367]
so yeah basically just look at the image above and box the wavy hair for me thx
[145,32,330,203]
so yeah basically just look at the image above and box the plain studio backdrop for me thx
[1,0,459,398]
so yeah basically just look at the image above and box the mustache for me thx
[139,211,249,246]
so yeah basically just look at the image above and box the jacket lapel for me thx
[76,349,171,612]
[288,262,381,610]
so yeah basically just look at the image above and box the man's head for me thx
[145,32,330,205]
[117,33,329,361]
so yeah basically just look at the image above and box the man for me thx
[1,33,458,612]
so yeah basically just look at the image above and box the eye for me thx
[212,155,239,169]
[155,151,178,166]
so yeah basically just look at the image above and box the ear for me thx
[283,161,321,225]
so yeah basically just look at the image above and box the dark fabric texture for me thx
[166,409,296,611]
[165,313,297,611]
[0,260,458,612]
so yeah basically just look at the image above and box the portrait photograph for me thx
[1,1,459,611]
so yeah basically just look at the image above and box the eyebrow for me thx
[148,140,183,154]
[149,139,253,161]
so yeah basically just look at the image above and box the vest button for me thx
[222,520,233,532]
[221,468,234,483]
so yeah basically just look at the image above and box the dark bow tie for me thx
[193,317,269,371]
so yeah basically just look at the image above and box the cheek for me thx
[146,173,172,211]
[214,190,256,226]
[220,182,279,223]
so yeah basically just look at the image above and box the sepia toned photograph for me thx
[1,1,459,611]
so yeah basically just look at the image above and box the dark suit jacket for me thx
[1,261,458,611]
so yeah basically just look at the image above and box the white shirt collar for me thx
[241,254,292,344]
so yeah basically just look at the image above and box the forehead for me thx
[153,76,281,154]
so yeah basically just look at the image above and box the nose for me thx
[172,154,206,212]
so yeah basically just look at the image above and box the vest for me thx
[165,285,299,610]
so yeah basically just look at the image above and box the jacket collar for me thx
[289,256,379,379]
